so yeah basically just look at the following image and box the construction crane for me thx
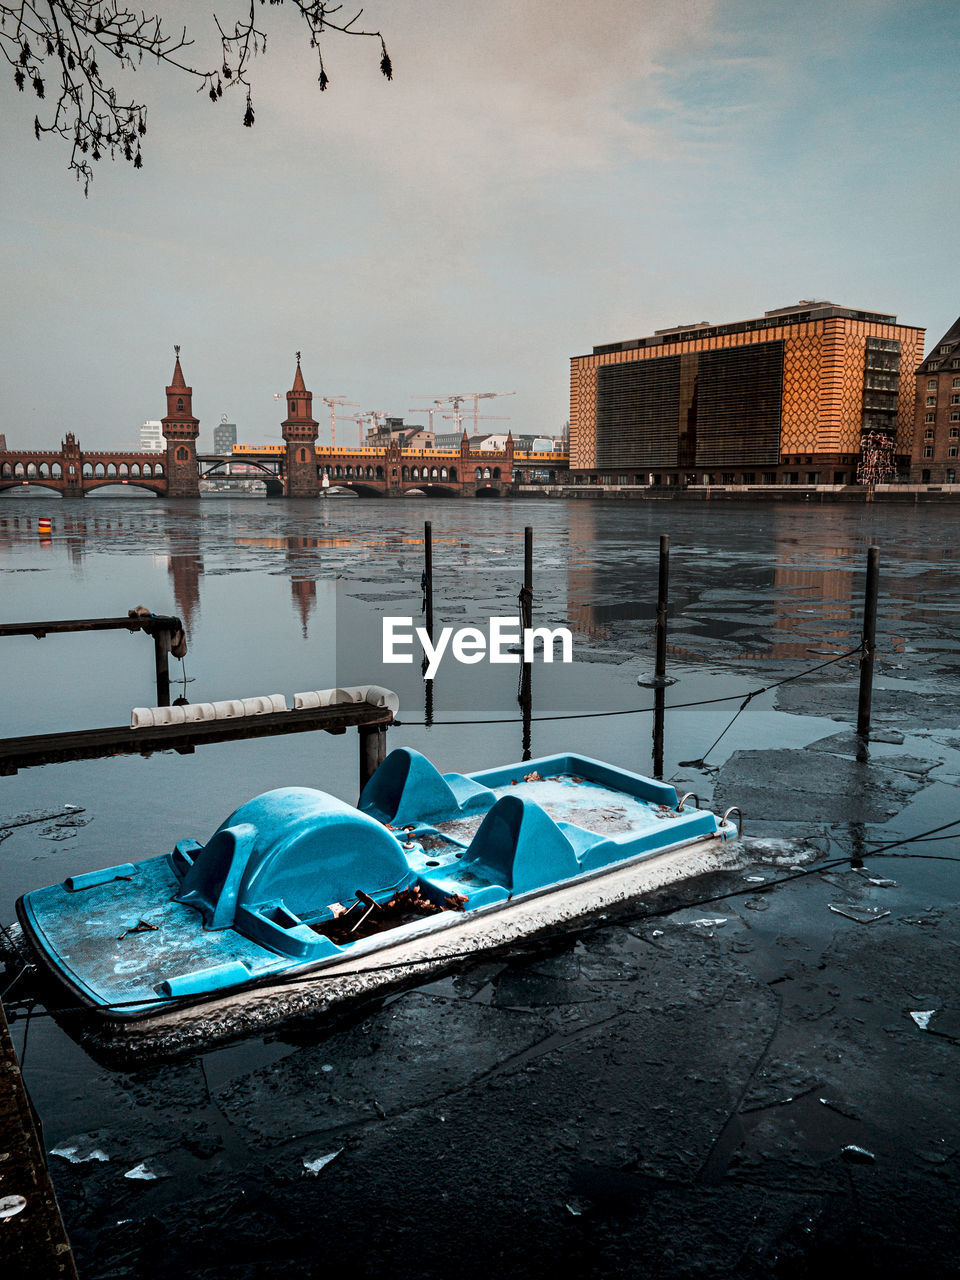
[407,400,445,433]
[413,391,515,436]
[464,391,516,435]
[337,414,366,448]
[321,396,357,448]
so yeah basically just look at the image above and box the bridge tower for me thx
[161,347,200,498]
[61,432,84,498]
[281,353,319,498]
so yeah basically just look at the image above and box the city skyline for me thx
[1,1,958,450]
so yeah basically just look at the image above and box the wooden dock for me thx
[0,702,392,781]
[0,1003,78,1279]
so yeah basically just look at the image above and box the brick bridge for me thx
[0,434,168,496]
[0,353,566,499]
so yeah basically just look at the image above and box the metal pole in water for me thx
[857,545,880,737]
[653,686,665,779]
[523,526,533,628]
[423,520,434,639]
[655,534,670,683]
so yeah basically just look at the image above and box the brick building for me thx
[569,302,924,486]
[912,316,960,484]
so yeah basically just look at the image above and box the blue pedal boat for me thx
[15,749,742,1039]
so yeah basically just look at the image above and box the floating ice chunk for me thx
[828,903,890,924]
[51,1139,109,1163]
[124,1161,171,1181]
[841,1144,876,1164]
[854,869,898,888]
[303,1149,342,1175]
[910,1010,936,1030]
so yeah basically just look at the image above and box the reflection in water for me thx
[168,545,203,632]
[1,496,959,702]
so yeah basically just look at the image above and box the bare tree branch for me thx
[0,1,391,192]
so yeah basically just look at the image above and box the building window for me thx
[923,446,933,458]
[925,414,935,422]
[763,472,777,484]
[807,471,820,484]
[954,378,960,387]
[950,447,958,458]
[742,472,755,484]
[928,379,937,389]
[618,474,628,485]
[952,413,960,423]
[922,469,931,482]
[953,395,960,404]
[926,396,936,406]
[722,472,735,483]
[947,469,956,483]
[833,471,846,484]
[925,429,935,439]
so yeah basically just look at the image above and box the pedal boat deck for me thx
[16,750,741,1029]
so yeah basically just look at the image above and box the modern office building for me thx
[569,302,924,485]
[213,416,238,455]
[139,419,164,452]
[912,316,960,484]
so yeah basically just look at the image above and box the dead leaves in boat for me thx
[315,885,469,945]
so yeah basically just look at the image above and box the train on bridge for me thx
[0,354,567,499]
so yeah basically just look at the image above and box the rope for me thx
[394,645,861,728]
[5,818,957,1024]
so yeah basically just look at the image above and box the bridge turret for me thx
[281,353,319,499]
[161,347,200,498]
[60,432,84,498]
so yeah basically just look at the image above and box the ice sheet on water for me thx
[828,903,891,924]
[51,1136,110,1163]
[741,837,821,866]
[124,1160,172,1181]
[302,1149,342,1175]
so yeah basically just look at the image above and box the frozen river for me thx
[1,494,959,1277]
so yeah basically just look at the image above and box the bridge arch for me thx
[337,481,380,498]
[84,478,166,496]
[0,477,62,495]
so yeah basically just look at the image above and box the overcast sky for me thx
[2,0,957,450]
